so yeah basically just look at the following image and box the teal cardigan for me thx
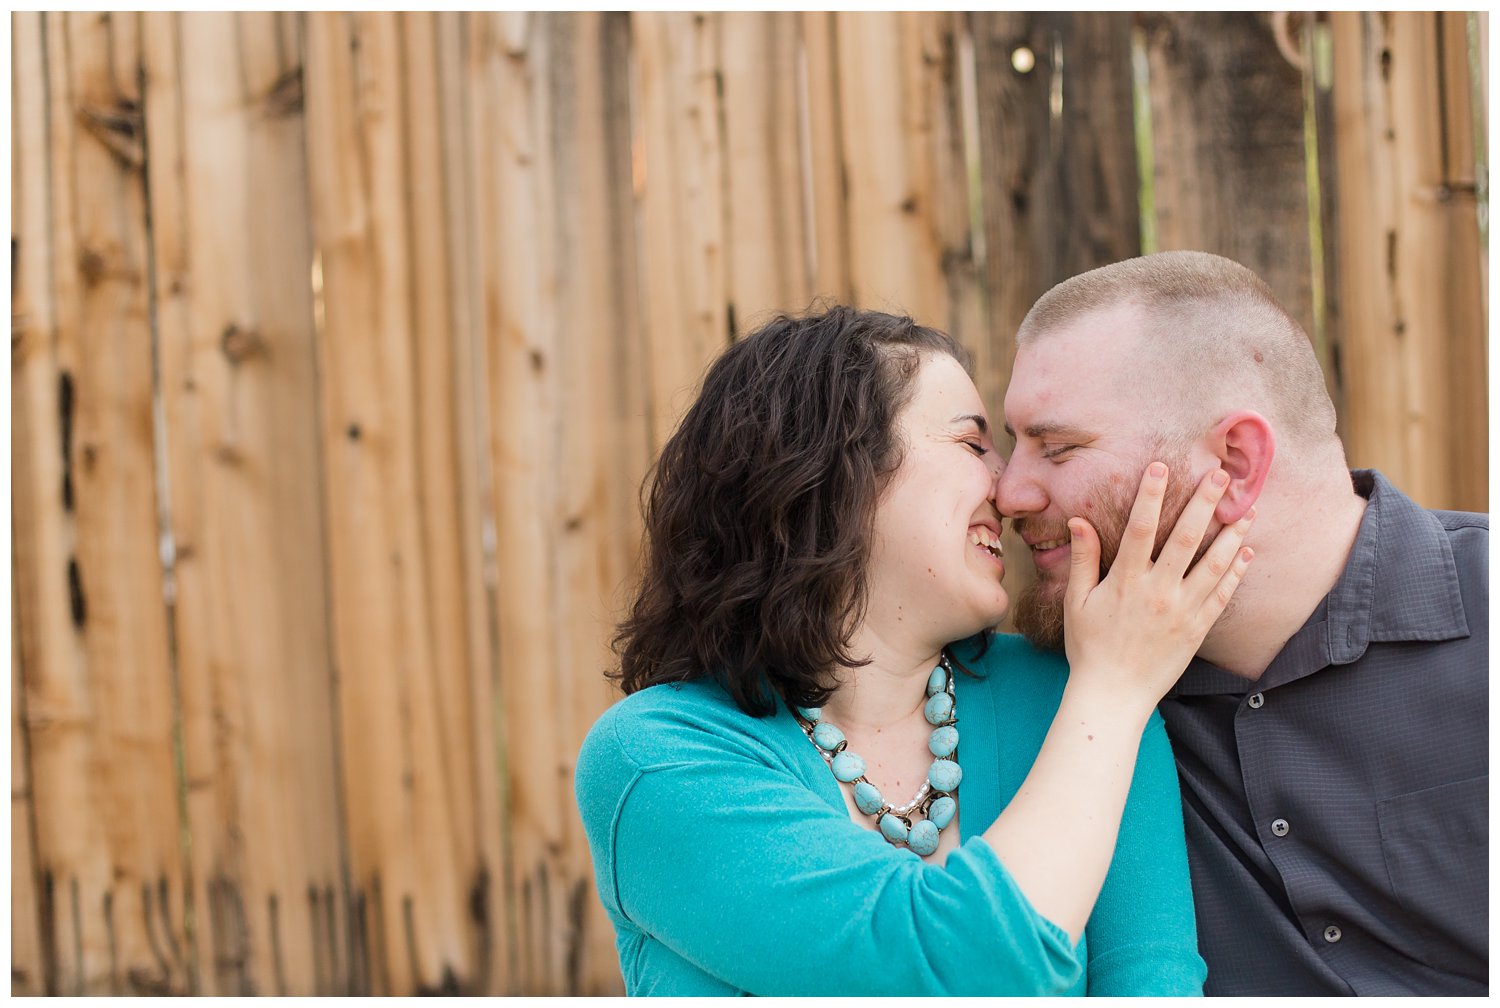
[575,633,1206,996]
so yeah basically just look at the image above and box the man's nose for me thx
[994,456,1046,517]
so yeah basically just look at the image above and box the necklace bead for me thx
[796,653,961,854]
[908,819,941,856]
[927,758,962,792]
[831,751,866,783]
[812,722,845,752]
[853,781,884,815]
[879,813,910,843]
[923,691,954,726]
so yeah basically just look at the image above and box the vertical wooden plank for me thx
[1141,12,1317,340]
[466,11,567,993]
[12,10,191,995]
[1437,10,1488,507]
[921,14,986,362]
[543,12,642,995]
[1468,12,1487,324]
[799,11,852,302]
[1330,12,1487,510]
[1307,13,1348,425]
[832,12,949,324]
[142,10,345,996]
[464,15,648,992]
[718,12,813,326]
[631,11,730,453]
[595,11,654,641]
[969,12,1141,621]
[428,10,515,999]
[823,12,978,343]
[969,9,1049,388]
[11,13,51,993]
[972,11,1142,349]
[398,10,506,996]
[304,11,482,993]
[12,572,46,995]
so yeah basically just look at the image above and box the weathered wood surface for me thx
[1141,12,1317,338]
[143,12,344,996]
[10,11,1488,997]
[1329,11,1488,511]
[11,14,51,994]
[304,11,497,994]
[11,569,45,996]
[800,12,852,303]
[633,12,731,453]
[720,12,814,328]
[13,11,191,995]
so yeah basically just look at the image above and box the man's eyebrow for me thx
[1003,421,1093,440]
[951,413,988,433]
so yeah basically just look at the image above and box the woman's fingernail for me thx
[1211,469,1229,487]
[1148,462,1167,478]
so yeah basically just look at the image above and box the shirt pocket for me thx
[1377,775,1487,978]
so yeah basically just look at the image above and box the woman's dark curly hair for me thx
[612,305,972,717]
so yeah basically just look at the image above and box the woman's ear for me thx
[1210,411,1274,523]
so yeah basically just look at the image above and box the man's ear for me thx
[1209,411,1274,523]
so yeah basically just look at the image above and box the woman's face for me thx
[863,353,1008,647]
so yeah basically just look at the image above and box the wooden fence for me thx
[10,11,1487,996]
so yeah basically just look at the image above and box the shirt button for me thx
[1324,925,1342,943]
[1271,818,1290,837]
[1247,692,1265,709]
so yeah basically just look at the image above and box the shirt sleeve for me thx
[1083,709,1208,995]
[594,713,1084,997]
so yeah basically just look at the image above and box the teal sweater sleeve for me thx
[967,635,1204,996]
[1084,711,1205,995]
[576,680,1082,996]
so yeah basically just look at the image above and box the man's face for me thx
[997,308,1207,649]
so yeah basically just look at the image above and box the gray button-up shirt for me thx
[1160,470,1488,995]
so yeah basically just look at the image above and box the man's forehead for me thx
[1004,321,1148,436]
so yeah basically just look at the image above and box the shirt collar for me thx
[1169,469,1471,696]
[1332,469,1471,659]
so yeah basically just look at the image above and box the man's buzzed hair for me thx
[1017,250,1339,453]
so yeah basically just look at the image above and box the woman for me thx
[575,307,1252,995]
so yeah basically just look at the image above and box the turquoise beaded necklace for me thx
[794,653,960,857]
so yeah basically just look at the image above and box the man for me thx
[995,250,1487,996]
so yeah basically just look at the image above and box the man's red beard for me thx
[1012,460,1202,652]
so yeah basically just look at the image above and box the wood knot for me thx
[77,102,145,171]
[68,557,87,629]
[220,324,268,364]
[264,67,304,118]
[79,248,108,287]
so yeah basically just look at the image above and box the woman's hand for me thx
[1061,462,1254,713]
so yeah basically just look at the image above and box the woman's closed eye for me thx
[964,440,990,458]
